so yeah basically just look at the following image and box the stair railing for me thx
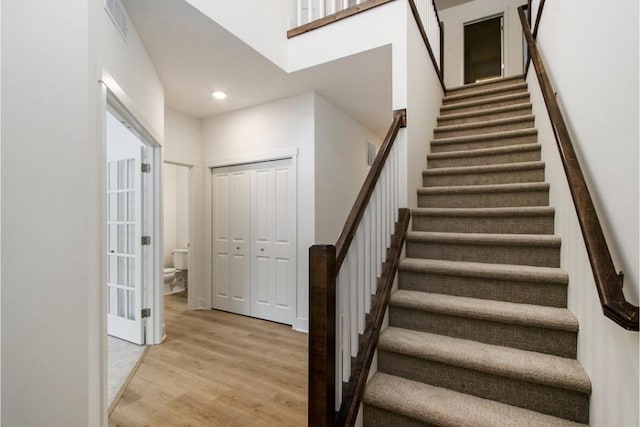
[309,109,411,427]
[517,5,639,330]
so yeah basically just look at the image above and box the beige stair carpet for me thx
[363,75,592,426]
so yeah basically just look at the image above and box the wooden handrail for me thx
[517,6,639,331]
[337,208,411,426]
[524,0,546,78]
[334,109,406,272]
[408,0,447,93]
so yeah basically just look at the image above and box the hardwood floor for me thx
[109,292,308,426]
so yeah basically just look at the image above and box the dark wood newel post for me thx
[309,245,337,427]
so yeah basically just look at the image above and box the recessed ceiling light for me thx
[212,91,227,100]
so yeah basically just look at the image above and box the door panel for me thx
[107,148,144,344]
[211,158,296,325]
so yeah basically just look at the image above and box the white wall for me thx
[314,94,382,243]
[439,0,526,88]
[164,108,203,309]
[98,3,165,138]
[2,0,164,424]
[201,93,315,331]
[406,8,445,209]
[2,1,100,425]
[527,2,638,425]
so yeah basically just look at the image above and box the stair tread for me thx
[447,75,525,93]
[438,102,532,122]
[411,206,554,217]
[432,128,537,145]
[428,143,541,160]
[364,373,587,427]
[406,231,560,246]
[418,182,549,194]
[441,92,530,112]
[435,114,534,134]
[443,83,528,103]
[399,258,568,284]
[390,290,579,332]
[379,327,591,394]
[423,161,544,176]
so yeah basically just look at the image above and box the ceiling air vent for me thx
[105,0,129,42]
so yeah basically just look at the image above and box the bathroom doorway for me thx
[162,162,192,300]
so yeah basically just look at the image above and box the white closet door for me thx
[107,147,144,344]
[251,159,296,324]
[211,166,251,315]
[211,158,296,325]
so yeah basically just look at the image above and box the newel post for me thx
[308,245,337,427]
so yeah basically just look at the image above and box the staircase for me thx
[362,75,592,426]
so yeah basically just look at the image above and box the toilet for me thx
[164,248,189,295]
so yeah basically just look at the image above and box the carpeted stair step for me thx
[434,114,535,139]
[437,102,532,126]
[446,75,525,96]
[389,290,578,358]
[411,207,554,235]
[423,161,545,187]
[398,258,568,307]
[405,231,560,267]
[428,144,541,168]
[363,373,588,427]
[440,92,531,115]
[443,82,528,105]
[418,182,549,208]
[431,128,538,153]
[377,328,591,423]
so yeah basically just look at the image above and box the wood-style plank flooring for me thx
[109,292,308,426]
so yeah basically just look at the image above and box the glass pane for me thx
[117,289,126,318]
[127,258,135,288]
[127,159,135,190]
[127,290,136,320]
[108,162,118,191]
[108,193,118,222]
[128,191,135,221]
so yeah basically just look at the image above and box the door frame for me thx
[163,160,199,313]
[204,148,299,327]
[462,13,505,84]
[99,71,164,341]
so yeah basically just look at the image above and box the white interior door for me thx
[211,158,296,325]
[211,166,251,315]
[107,146,144,344]
[251,160,296,324]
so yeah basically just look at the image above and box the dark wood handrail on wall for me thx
[518,6,639,331]
[309,109,409,427]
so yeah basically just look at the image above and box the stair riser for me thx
[441,95,530,115]
[364,405,433,427]
[431,133,537,153]
[406,240,560,268]
[443,87,527,105]
[411,214,554,234]
[434,119,534,139]
[423,168,545,187]
[389,307,577,358]
[418,189,549,208]
[428,148,541,168]
[399,270,568,307]
[438,106,532,126]
[447,78,525,95]
[378,351,590,424]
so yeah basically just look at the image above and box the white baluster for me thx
[307,0,313,22]
[348,250,358,357]
[340,261,350,382]
[364,208,372,310]
[375,185,383,275]
[342,0,349,11]
[297,0,303,26]
[357,224,366,333]
[320,0,326,19]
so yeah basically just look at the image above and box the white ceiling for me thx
[123,0,392,137]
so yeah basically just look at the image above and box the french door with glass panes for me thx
[107,147,146,344]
